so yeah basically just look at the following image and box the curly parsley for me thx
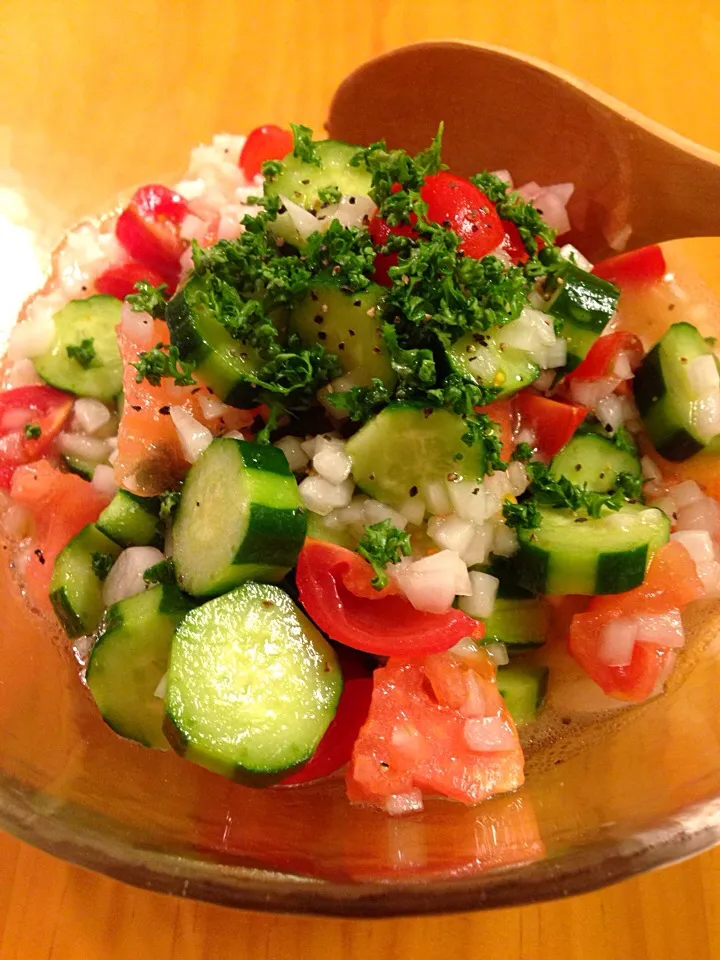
[158,489,181,523]
[91,552,115,581]
[357,519,412,590]
[66,338,96,369]
[127,280,169,319]
[24,422,41,439]
[133,343,197,387]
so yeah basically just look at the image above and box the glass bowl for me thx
[3,18,720,914]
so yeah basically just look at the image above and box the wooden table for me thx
[2,0,720,956]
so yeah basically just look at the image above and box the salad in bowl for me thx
[2,122,719,819]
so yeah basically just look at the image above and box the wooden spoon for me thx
[326,41,720,261]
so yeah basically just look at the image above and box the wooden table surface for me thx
[3,0,720,956]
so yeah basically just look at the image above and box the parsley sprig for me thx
[357,519,412,589]
[133,343,197,388]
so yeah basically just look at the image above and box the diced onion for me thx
[169,406,213,463]
[484,469,511,502]
[463,715,517,753]
[298,475,353,515]
[313,438,352,485]
[154,673,167,700]
[598,618,637,667]
[635,610,685,649]
[279,195,320,242]
[595,394,624,434]
[91,464,118,499]
[332,496,367,527]
[72,397,112,435]
[362,499,407,530]
[119,302,155,351]
[273,436,309,473]
[461,525,492,566]
[671,529,715,565]
[538,338,567,370]
[102,546,164,608]
[688,354,720,395]
[651,496,677,522]
[484,642,509,666]
[422,479,453,517]
[506,461,530,497]
[446,478,486,524]
[397,495,426,527]
[3,358,43,389]
[641,456,661,482]
[559,243,593,272]
[197,393,231,421]
[6,312,56,360]
[569,378,619,408]
[393,550,471,614]
[492,522,519,558]
[427,514,476,555]
[613,352,634,380]
[671,480,704,510]
[382,790,424,816]
[458,570,499,619]
[324,194,376,229]
[695,389,720,441]
[676,496,720,538]
[57,432,110,464]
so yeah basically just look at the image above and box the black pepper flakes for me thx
[158,405,171,415]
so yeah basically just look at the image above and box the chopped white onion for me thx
[397,495,426,527]
[153,673,168,700]
[3,358,43,389]
[484,642,509,666]
[532,186,572,235]
[688,354,720,395]
[651,496,678,522]
[7,312,56,360]
[313,438,352,485]
[559,243,593,272]
[446,478,486,524]
[72,397,111,435]
[392,550,471,614]
[427,514,476,555]
[279,195,320,242]
[676,496,720,538]
[461,525,492,566]
[641,456,661,482]
[598,618,637,667]
[506,461,530,497]
[491,522,519,558]
[497,307,557,364]
[538,338,567,370]
[197,392,231,421]
[362,499,406,530]
[458,570,499,619]
[382,790,424,816]
[569,377,619,408]
[484,469,511,502]
[463,715,517,753]
[169,406,213,463]
[273,436,309,473]
[57,432,110,464]
[102,546,165,608]
[300,436,319,459]
[119,302,155,351]
[324,194,376,229]
[331,496,367,527]
[422,479,453,517]
[613,352,634,381]
[671,480,704,510]
[390,723,425,763]
[91,464,118,499]
[595,394,624,434]
[515,426,536,448]
[298,475,353,515]
[671,529,716,565]
[695,390,720,442]
[635,610,685,649]
[1,503,32,539]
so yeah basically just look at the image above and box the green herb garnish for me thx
[290,123,321,166]
[143,558,176,585]
[357,519,412,590]
[66,338,96,369]
[91,552,114,581]
[158,489,181,523]
[24,422,42,439]
[133,343,197,387]
[127,280,169,319]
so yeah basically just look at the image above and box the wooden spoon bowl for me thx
[327,41,720,260]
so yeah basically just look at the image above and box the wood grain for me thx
[2,0,720,956]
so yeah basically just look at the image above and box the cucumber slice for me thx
[634,322,720,461]
[483,590,548,650]
[290,282,395,387]
[166,274,266,407]
[497,665,549,726]
[96,489,163,548]
[345,403,484,509]
[550,433,641,494]
[50,524,122,637]
[62,453,96,480]
[172,437,307,597]
[164,582,342,781]
[265,140,371,212]
[86,584,194,749]
[547,264,619,371]
[445,329,539,398]
[514,504,669,595]
[34,296,123,400]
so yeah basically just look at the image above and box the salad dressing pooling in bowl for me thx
[3,123,720,816]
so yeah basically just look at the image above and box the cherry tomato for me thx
[239,125,294,180]
[95,262,169,301]
[476,398,515,460]
[515,392,588,458]
[279,648,374,785]
[497,220,529,265]
[564,331,644,383]
[296,539,484,657]
[0,386,73,488]
[568,541,704,701]
[592,244,666,288]
[368,203,417,286]
[115,184,189,280]
[421,172,504,259]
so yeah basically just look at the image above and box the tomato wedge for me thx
[564,331,644,383]
[476,398,515,460]
[592,244,666,288]
[347,649,524,806]
[515,393,588,458]
[497,220,529,265]
[0,386,73,489]
[296,539,484,657]
[115,184,189,281]
[239,124,294,180]
[568,541,704,701]
[95,262,169,301]
[280,648,374,785]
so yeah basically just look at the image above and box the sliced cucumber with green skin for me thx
[550,433,641,494]
[483,590,548,650]
[346,403,485,509]
[290,282,394,388]
[164,582,342,782]
[546,264,620,371]
[265,140,371,212]
[86,584,194,749]
[34,296,123,401]
[172,437,307,597]
[166,274,266,407]
[96,489,163,548]
[634,322,720,461]
[50,524,122,637]
[497,665,549,726]
[62,453,96,481]
[445,329,539,398]
[514,504,669,596]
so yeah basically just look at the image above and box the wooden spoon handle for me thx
[327,42,720,260]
